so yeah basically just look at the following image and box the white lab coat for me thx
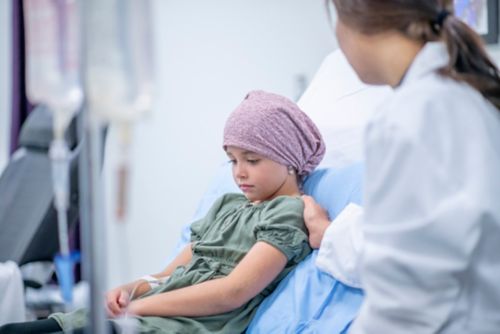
[316,42,500,333]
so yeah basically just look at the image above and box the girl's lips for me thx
[239,185,253,192]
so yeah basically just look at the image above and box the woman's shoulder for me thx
[392,71,491,118]
[371,72,497,141]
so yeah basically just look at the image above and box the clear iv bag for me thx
[84,0,154,122]
[24,0,82,137]
[83,0,154,223]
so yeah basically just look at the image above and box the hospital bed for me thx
[171,49,392,333]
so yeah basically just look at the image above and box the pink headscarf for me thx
[223,90,325,177]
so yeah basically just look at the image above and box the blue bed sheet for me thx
[246,251,363,334]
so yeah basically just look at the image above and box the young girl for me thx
[303,1,500,333]
[0,90,325,333]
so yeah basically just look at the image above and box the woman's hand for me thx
[105,288,130,318]
[302,195,330,249]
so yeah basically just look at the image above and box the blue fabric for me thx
[302,162,363,218]
[174,162,365,333]
[247,162,364,333]
[246,252,363,334]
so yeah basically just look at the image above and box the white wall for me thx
[104,0,337,287]
[0,0,12,173]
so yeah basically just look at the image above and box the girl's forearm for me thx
[128,277,238,317]
[128,241,287,318]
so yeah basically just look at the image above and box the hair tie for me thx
[436,9,451,27]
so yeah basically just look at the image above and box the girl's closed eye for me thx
[247,159,260,165]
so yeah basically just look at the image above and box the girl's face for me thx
[226,146,299,203]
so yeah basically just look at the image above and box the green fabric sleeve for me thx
[253,196,310,262]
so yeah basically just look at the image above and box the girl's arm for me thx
[106,243,193,316]
[127,241,287,317]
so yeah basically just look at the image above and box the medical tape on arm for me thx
[139,275,170,289]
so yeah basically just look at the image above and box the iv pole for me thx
[78,0,153,331]
[77,118,108,334]
[79,1,108,332]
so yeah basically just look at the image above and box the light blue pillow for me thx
[246,162,364,333]
[174,162,365,333]
[302,162,363,218]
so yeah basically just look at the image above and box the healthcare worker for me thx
[302,0,500,333]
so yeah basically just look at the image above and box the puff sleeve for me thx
[253,197,311,263]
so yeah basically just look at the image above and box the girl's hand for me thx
[105,288,130,317]
[302,195,330,249]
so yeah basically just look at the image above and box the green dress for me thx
[51,193,311,333]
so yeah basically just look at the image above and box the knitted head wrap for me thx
[223,90,325,177]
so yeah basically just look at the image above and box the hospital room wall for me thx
[103,0,338,288]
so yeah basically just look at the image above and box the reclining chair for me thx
[0,105,82,317]
[0,105,81,265]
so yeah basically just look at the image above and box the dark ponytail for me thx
[331,0,500,109]
[439,14,500,108]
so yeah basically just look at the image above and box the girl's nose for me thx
[235,164,247,180]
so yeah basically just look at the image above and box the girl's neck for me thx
[253,177,301,204]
